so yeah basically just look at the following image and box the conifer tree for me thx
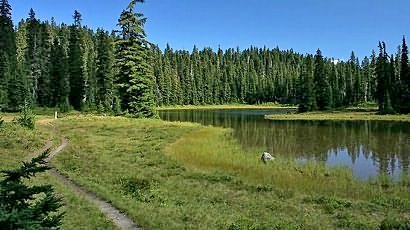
[95,29,115,111]
[26,8,42,103]
[51,30,70,111]
[298,55,315,112]
[115,0,156,117]
[15,20,30,104]
[400,36,410,113]
[313,49,331,110]
[68,10,85,110]
[376,42,395,114]
[0,151,63,229]
[37,22,53,107]
[0,0,17,111]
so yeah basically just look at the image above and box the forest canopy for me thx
[0,0,409,115]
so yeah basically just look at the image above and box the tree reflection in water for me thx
[159,109,410,179]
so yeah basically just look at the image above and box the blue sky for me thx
[9,0,409,60]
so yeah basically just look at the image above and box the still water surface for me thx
[159,109,410,179]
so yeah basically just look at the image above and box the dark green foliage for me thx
[400,36,410,113]
[298,55,316,112]
[68,10,86,110]
[0,117,4,127]
[313,49,331,110]
[95,29,115,112]
[115,0,156,117]
[306,195,352,214]
[0,151,63,229]
[0,0,18,111]
[13,101,35,129]
[0,0,409,114]
[379,217,410,230]
[117,177,157,202]
[376,42,396,114]
[51,29,71,112]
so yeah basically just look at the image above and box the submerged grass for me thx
[266,111,410,122]
[165,127,409,199]
[51,116,409,229]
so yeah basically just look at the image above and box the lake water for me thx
[159,109,410,180]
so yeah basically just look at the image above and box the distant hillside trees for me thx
[0,0,409,115]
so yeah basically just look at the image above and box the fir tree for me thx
[376,42,395,114]
[313,49,331,110]
[51,30,70,112]
[68,10,85,110]
[26,8,41,103]
[298,55,315,112]
[400,36,410,113]
[37,22,53,107]
[95,29,115,111]
[0,0,18,111]
[115,0,156,117]
[0,151,63,229]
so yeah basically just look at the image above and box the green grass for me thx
[156,103,297,110]
[266,111,410,122]
[51,116,410,229]
[0,123,52,168]
[0,122,118,230]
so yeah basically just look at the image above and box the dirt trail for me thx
[26,140,53,161]
[41,124,141,230]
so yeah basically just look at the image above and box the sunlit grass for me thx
[0,123,52,169]
[0,122,119,230]
[50,116,410,229]
[266,111,410,122]
[165,126,410,199]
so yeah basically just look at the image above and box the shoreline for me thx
[265,111,410,122]
[156,104,297,110]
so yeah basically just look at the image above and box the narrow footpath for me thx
[41,121,141,230]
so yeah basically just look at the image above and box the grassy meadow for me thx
[44,115,410,229]
[0,122,118,230]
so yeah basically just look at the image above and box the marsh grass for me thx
[265,111,410,122]
[165,126,410,200]
[51,116,410,229]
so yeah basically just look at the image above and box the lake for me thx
[159,109,410,180]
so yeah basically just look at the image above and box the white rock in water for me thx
[261,152,275,163]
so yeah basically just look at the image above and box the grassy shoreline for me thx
[2,116,410,229]
[156,103,297,110]
[49,116,409,229]
[266,111,410,122]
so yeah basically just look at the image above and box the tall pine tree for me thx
[0,0,19,111]
[313,49,331,110]
[95,29,115,111]
[115,0,156,117]
[400,36,410,113]
[68,10,85,110]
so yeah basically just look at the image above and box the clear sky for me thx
[9,0,409,60]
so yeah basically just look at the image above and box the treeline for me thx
[152,46,374,107]
[0,0,409,114]
[0,0,155,117]
[152,42,410,114]
[0,4,118,113]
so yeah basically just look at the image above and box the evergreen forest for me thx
[0,0,409,117]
